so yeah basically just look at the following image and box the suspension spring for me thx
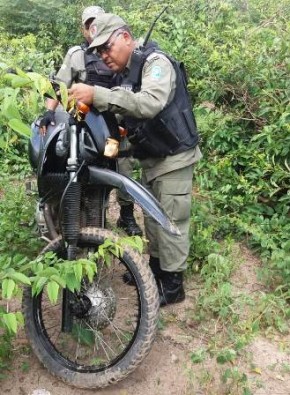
[62,182,81,245]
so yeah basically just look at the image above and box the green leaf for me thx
[74,261,83,283]
[65,273,80,292]
[59,81,68,110]
[222,368,232,383]
[84,263,96,283]
[41,267,60,277]
[2,278,16,299]
[36,262,44,272]
[120,236,143,253]
[2,313,18,333]
[190,349,206,364]
[9,272,31,285]
[32,276,48,296]
[50,274,66,288]
[217,349,237,364]
[251,320,260,333]
[78,258,95,266]
[27,72,55,97]
[104,253,112,266]
[133,236,143,253]
[0,137,6,149]
[46,280,60,304]
[27,89,40,115]
[15,311,24,326]
[4,104,21,121]
[5,74,31,88]
[8,119,31,138]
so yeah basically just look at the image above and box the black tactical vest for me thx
[81,44,119,140]
[121,48,199,159]
[83,51,115,88]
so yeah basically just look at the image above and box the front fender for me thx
[88,166,180,236]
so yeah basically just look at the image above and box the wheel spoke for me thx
[84,320,117,361]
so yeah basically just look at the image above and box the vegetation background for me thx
[0,0,289,393]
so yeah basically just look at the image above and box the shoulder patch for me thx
[67,45,83,56]
[151,65,162,80]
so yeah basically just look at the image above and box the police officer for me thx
[68,13,202,306]
[40,6,142,237]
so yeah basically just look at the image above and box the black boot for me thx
[149,256,162,282]
[123,256,161,286]
[117,204,142,236]
[159,272,185,307]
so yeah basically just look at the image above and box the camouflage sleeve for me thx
[54,46,85,88]
[92,54,176,118]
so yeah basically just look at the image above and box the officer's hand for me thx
[39,110,56,135]
[68,83,94,105]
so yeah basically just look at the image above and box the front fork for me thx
[62,123,82,332]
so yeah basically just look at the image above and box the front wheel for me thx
[22,228,159,388]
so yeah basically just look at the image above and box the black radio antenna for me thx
[143,5,169,47]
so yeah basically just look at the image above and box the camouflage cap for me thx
[89,13,126,49]
[81,6,105,26]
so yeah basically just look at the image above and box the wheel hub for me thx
[84,284,117,330]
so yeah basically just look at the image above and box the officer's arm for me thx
[91,55,176,118]
[54,47,84,88]
[45,48,84,113]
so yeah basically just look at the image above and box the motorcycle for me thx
[22,98,179,388]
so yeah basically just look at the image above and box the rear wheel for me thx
[22,227,159,388]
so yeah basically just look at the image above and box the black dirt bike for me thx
[22,99,179,388]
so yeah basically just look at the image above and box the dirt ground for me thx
[1,198,290,395]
